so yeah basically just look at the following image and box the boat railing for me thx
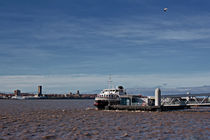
[97,94,119,99]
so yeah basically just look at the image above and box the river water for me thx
[0,99,209,140]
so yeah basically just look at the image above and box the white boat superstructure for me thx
[97,86,126,97]
[94,86,127,109]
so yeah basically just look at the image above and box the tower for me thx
[38,85,42,96]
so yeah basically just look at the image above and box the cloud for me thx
[1,6,210,76]
[157,29,210,41]
[1,73,210,94]
[95,16,210,45]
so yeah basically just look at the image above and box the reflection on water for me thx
[0,100,209,140]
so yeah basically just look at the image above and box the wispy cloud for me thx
[1,0,210,85]
[1,73,210,94]
[1,13,210,75]
[94,15,210,45]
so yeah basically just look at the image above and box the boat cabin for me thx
[119,95,155,106]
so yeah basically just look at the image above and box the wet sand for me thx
[0,100,209,140]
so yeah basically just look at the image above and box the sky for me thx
[1,0,210,94]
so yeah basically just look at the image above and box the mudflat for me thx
[0,100,209,140]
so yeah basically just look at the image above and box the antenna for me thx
[108,74,112,89]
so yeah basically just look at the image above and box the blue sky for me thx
[1,0,210,93]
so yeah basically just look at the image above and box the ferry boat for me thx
[94,86,127,109]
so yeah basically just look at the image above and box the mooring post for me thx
[155,88,161,106]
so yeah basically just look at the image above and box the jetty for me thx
[105,88,210,111]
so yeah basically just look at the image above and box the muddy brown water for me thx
[0,99,209,140]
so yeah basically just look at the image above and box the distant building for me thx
[38,86,42,96]
[14,90,21,96]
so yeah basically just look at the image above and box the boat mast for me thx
[108,74,113,89]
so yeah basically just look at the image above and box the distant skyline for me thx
[1,0,210,93]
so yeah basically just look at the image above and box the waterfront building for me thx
[14,90,21,96]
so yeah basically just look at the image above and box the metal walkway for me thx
[161,93,210,106]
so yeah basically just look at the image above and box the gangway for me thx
[161,93,210,106]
